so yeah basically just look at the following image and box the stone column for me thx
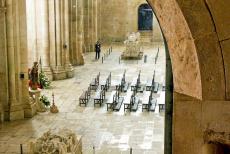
[68,0,75,65]
[87,0,93,52]
[76,0,84,65]
[97,0,102,41]
[6,0,24,120]
[69,0,79,66]
[19,0,36,118]
[35,0,53,80]
[63,0,74,78]
[92,0,96,44]
[83,0,90,52]
[0,0,8,121]
[48,0,56,68]
[52,0,67,80]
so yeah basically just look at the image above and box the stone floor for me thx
[0,43,165,154]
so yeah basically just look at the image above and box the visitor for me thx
[95,41,101,59]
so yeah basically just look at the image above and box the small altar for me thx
[121,32,143,59]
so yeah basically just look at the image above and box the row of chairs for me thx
[79,71,162,112]
[79,72,111,107]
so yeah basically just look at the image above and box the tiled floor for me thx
[0,43,165,154]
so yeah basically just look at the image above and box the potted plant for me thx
[39,72,51,89]
[39,95,51,107]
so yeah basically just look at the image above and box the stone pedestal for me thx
[52,66,67,80]
[9,102,25,121]
[24,97,37,118]
[121,32,143,59]
[29,88,46,112]
[65,64,74,78]
[122,41,143,59]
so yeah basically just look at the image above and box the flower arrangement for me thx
[39,72,51,89]
[39,95,51,107]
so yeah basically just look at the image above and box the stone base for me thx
[53,66,67,80]
[78,54,85,65]
[9,105,24,121]
[121,51,143,60]
[42,66,53,81]
[66,70,74,78]
[29,88,47,112]
[65,64,74,78]
[52,65,75,80]
[24,102,37,118]
[53,71,67,80]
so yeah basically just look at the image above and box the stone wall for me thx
[100,0,163,43]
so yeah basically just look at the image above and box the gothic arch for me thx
[147,0,230,153]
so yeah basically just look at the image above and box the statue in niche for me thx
[29,62,39,90]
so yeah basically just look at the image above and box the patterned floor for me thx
[0,43,165,154]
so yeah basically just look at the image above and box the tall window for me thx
[138,4,153,31]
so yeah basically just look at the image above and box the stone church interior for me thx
[0,0,229,153]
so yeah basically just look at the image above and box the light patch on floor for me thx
[0,43,165,154]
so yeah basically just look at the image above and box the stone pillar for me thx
[51,0,67,80]
[19,0,37,118]
[89,0,94,52]
[97,0,102,41]
[0,1,8,121]
[76,0,84,65]
[6,0,24,120]
[83,0,90,52]
[63,0,74,78]
[35,0,53,80]
[68,0,76,65]
[48,0,57,72]
[92,0,97,43]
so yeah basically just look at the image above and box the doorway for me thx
[138,4,153,31]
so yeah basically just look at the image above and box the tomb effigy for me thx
[29,129,82,154]
[121,32,143,59]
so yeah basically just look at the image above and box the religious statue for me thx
[29,62,39,90]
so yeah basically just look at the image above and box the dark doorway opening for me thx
[138,4,153,31]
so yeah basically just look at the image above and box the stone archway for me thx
[146,0,230,154]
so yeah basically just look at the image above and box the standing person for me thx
[95,41,101,59]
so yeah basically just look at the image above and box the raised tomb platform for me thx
[29,129,82,154]
[121,32,143,60]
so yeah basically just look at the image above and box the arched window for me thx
[138,4,153,31]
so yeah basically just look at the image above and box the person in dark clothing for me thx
[95,41,101,59]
